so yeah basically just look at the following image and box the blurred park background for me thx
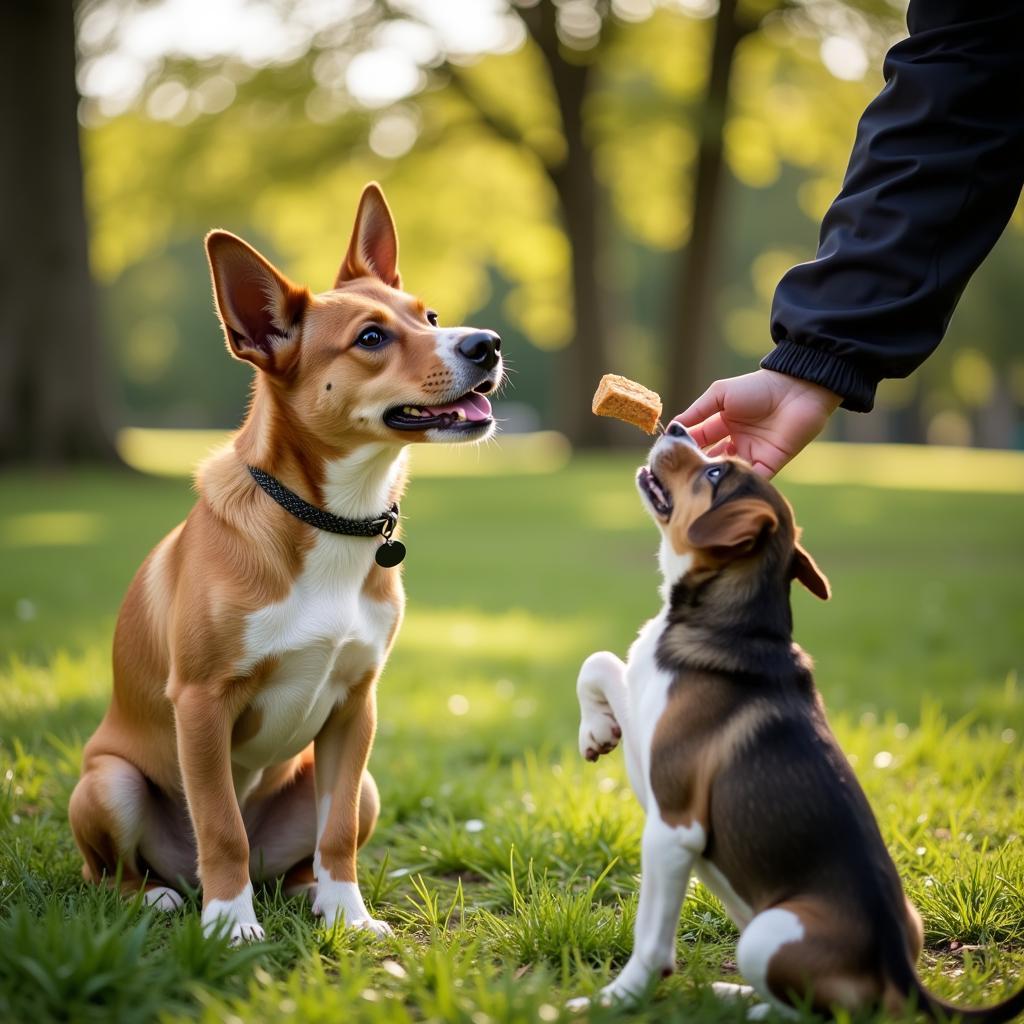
[2,5,1024,1019]
[4,0,1024,465]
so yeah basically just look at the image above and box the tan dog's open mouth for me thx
[384,389,493,433]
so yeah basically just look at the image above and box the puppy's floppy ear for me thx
[206,231,309,374]
[687,498,779,559]
[335,182,401,289]
[791,542,830,600]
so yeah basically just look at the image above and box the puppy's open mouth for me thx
[384,390,493,432]
[638,466,672,519]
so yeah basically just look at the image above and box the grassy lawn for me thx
[1,448,1022,1023]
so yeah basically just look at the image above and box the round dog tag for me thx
[375,539,406,567]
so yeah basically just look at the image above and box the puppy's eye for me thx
[426,310,439,327]
[355,326,389,350]
[705,465,724,484]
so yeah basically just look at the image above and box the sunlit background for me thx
[62,0,1024,454]
[2,5,1023,1018]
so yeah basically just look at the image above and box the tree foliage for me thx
[77,0,1024,446]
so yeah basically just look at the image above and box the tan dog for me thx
[570,423,1024,1021]
[69,183,503,942]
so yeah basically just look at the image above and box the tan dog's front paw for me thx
[228,921,266,944]
[201,882,264,944]
[313,878,391,936]
[348,916,394,937]
[579,708,622,762]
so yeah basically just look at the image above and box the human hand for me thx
[674,369,841,478]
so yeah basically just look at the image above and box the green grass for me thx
[1,452,1022,1023]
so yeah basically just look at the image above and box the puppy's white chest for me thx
[625,609,674,811]
[232,535,398,770]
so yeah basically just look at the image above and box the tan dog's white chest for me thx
[231,533,400,773]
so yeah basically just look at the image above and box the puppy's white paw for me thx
[746,1002,775,1020]
[595,979,641,1007]
[143,885,184,912]
[565,996,592,1013]
[578,708,622,762]
[711,982,756,1002]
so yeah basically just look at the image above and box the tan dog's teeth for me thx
[456,409,467,421]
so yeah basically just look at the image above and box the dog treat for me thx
[592,374,663,434]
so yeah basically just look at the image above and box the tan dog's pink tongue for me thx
[424,394,492,421]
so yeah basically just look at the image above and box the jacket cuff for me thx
[760,341,877,413]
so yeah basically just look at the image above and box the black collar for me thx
[247,465,405,567]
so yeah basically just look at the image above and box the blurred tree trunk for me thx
[0,0,117,465]
[520,4,612,447]
[664,0,752,417]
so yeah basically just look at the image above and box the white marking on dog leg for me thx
[143,886,184,912]
[696,858,754,928]
[312,849,391,936]
[202,881,264,944]
[736,908,804,1019]
[584,817,703,1009]
[314,793,383,929]
[316,794,332,844]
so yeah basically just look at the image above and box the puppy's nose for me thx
[667,421,690,439]
[457,330,501,371]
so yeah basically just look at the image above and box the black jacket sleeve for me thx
[763,2,1024,412]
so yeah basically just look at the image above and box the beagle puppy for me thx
[570,423,1023,1022]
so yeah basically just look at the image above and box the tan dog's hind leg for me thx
[311,687,390,935]
[68,754,183,904]
[173,684,261,943]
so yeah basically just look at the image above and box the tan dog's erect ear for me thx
[334,182,401,289]
[687,498,779,559]
[792,542,831,600]
[206,231,310,374]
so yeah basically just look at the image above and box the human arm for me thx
[765,2,1024,413]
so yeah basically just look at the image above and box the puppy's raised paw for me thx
[578,709,622,762]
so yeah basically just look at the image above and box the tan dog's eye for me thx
[426,310,439,327]
[355,325,390,350]
[705,465,724,484]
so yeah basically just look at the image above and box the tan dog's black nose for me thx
[667,421,690,439]
[457,330,501,371]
